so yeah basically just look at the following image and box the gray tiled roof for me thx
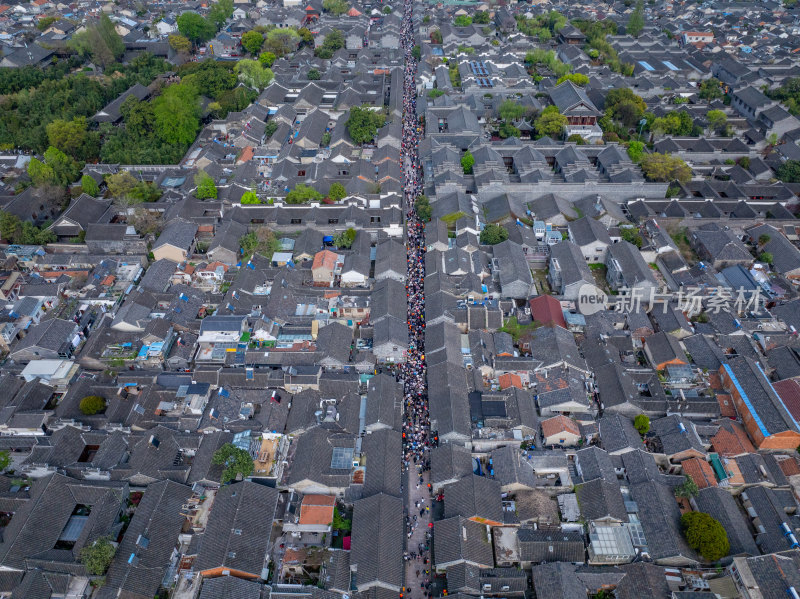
[198,576,264,599]
[598,413,644,454]
[444,475,503,523]
[362,428,402,499]
[103,480,192,598]
[694,487,758,557]
[194,481,279,577]
[517,526,585,563]
[575,478,627,523]
[433,516,494,568]
[0,473,128,573]
[153,219,198,251]
[351,494,404,590]
[431,444,474,487]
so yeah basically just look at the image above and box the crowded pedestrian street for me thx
[398,1,433,598]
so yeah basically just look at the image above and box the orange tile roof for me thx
[100,275,115,286]
[312,249,338,272]
[200,261,228,272]
[529,295,567,328]
[238,146,254,164]
[299,494,336,526]
[707,373,723,390]
[772,378,800,422]
[778,456,800,477]
[541,415,580,439]
[498,373,522,390]
[0,6,10,14]
[716,394,737,419]
[183,264,195,275]
[682,457,717,489]
[532,373,568,393]
[711,421,755,457]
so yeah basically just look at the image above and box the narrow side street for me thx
[399,2,432,599]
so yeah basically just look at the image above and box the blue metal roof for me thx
[722,363,770,438]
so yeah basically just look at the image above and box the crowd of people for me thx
[399,3,434,596]
[400,0,429,475]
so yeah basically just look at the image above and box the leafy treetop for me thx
[480,223,509,245]
[212,442,255,483]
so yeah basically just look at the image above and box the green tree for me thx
[28,146,81,187]
[46,117,99,162]
[620,227,643,247]
[106,171,138,198]
[535,105,567,138]
[412,45,421,61]
[473,11,490,24]
[346,106,385,145]
[674,475,699,498]
[698,77,724,101]
[760,252,774,265]
[758,233,771,247]
[308,68,320,80]
[265,121,278,138]
[152,83,200,146]
[81,175,100,197]
[241,30,265,55]
[240,226,281,257]
[605,88,647,128]
[315,29,345,59]
[80,536,116,576]
[499,99,525,122]
[0,450,9,472]
[706,110,728,135]
[652,111,695,136]
[461,150,475,174]
[430,29,442,44]
[0,212,19,242]
[680,512,729,562]
[323,0,349,16]
[27,158,56,187]
[556,73,590,86]
[265,28,300,57]
[383,5,392,13]
[634,413,650,435]
[207,0,234,29]
[235,59,274,90]
[640,152,691,183]
[79,395,106,415]
[212,443,255,483]
[454,15,473,27]
[37,16,58,31]
[499,122,521,138]
[627,140,645,162]
[415,195,432,222]
[286,183,322,204]
[332,509,352,531]
[777,160,800,183]
[328,182,347,201]
[169,34,193,54]
[177,12,216,44]
[259,51,276,67]
[627,0,645,37]
[297,27,314,46]
[194,171,217,199]
[241,190,260,204]
[334,227,357,248]
[480,223,509,245]
[67,14,125,67]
